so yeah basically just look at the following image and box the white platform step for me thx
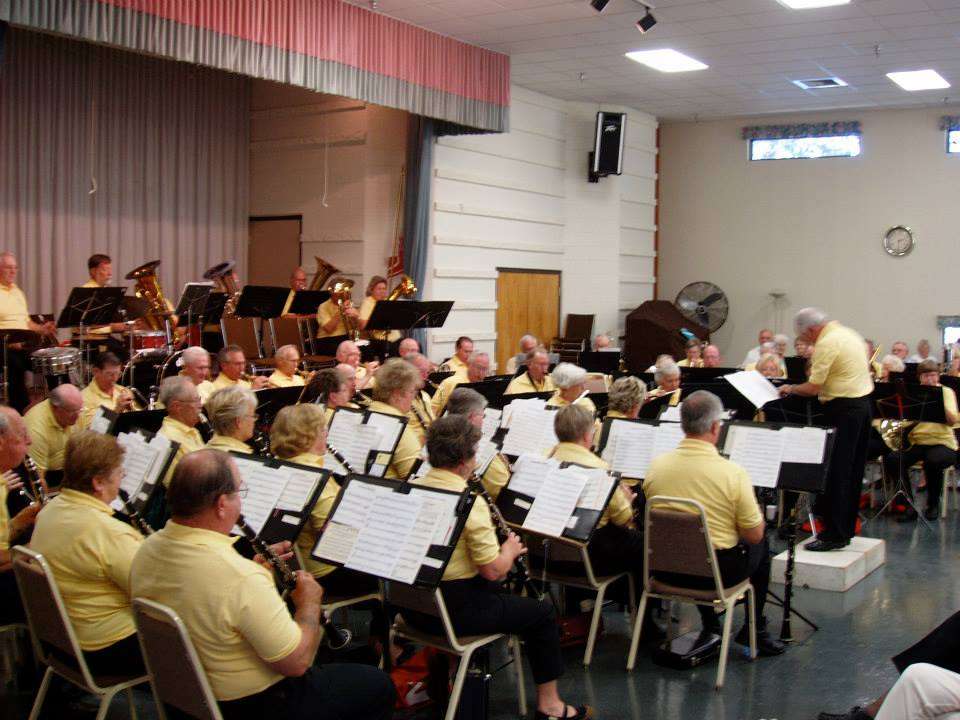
[771,537,885,592]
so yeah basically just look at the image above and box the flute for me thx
[236,514,351,650]
[117,488,154,536]
[326,443,357,475]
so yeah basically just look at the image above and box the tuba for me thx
[328,278,359,341]
[125,260,170,332]
[386,274,417,301]
[309,257,340,292]
[203,261,241,318]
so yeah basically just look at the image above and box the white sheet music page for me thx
[482,408,503,440]
[312,522,359,564]
[231,457,287,536]
[508,455,560,497]
[332,480,386,529]
[502,398,546,429]
[729,426,784,489]
[659,403,683,423]
[145,433,174,487]
[779,426,827,464]
[364,412,404,453]
[576,468,616,511]
[111,432,159,511]
[522,466,587,537]
[652,423,686,459]
[475,439,500,475]
[408,487,460,545]
[89,408,113,434]
[501,406,557,457]
[276,466,322,512]
[604,421,656,478]
[724,370,781,408]
[391,500,438,584]
[345,491,423,580]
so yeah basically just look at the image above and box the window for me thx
[749,134,861,161]
[947,130,960,154]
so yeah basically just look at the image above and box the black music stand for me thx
[232,285,290,355]
[639,392,675,419]
[869,381,947,529]
[254,386,303,427]
[784,356,807,381]
[684,382,762,421]
[57,287,127,383]
[458,378,512,408]
[175,282,214,332]
[111,409,167,436]
[287,290,331,355]
[679,366,736,383]
[579,351,621,375]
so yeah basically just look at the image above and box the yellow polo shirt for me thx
[0,480,9,553]
[78,380,134,430]
[442,355,469,380]
[413,468,499,581]
[267,370,304,388]
[205,435,253,454]
[643,438,762,550]
[0,282,29,330]
[481,454,511,501]
[408,390,435,441]
[430,374,465,416]
[546,392,598,416]
[29,489,142,650]
[809,321,874,402]
[505,372,555,396]
[196,379,215,404]
[909,386,959,450]
[24,399,75,471]
[283,452,341,579]
[316,298,347,338]
[210,373,252,392]
[159,416,205,487]
[548,442,632,529]
[367,400,422,480]
[130,521,302,701]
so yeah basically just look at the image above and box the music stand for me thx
[681,382,760,421]
[57,287,127,384]
[175,282,215,334]
[458,378,512,408]
[679,366,735,383]
[784,356,807,381]
[638,393,675,420]
[254,386,302,427]
[231,285,290,357]
[579,351,621,375]
[285,290,330,357]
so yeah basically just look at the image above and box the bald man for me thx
[24,383,83,480]
[398,338,421,358]
[336,340,378,391]
[281,267,309,316]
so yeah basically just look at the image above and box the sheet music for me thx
[332,480,386,529]
[90,407,113,434]
[724,370,781,408]
[345,491,423,580]
[276,466,322,512]
[364,412,404,452]
[502,398,546,429]
[313,522,358,564]
[145,432,173,486]
[728,426,784,489]
[482,408,503,440]
[391,501,438,584]
[501,406,558,457]
[577,468,616,511]
[508,455,560,497]
[475,439,500,475]
[602,421,656,478]
[659,403,683,422]
[231,457,286,536]
[111,432,161,511]
[522,466,587,537]
[779,426,827,464]
[652,423,685,459]
[409,487,460,545]
[327,411,380,473]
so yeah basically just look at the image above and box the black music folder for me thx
[580,351,621,375]
[680,382,757,421]
[379,300,454,334]
[234,285,291,320]
[175,282,215,326]
[459,377,512,406]
[287,290,331,315]
[495,390,554,411]
[679,366,736,383]
[254,386,303,426]
[111,409,167,436]
[638,392,676,420]
[57,286,127,329]
[784,356,807,381]
[872,381,948,425]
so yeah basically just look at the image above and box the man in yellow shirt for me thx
[280,266,307,316]
[644,390,784,656]
[24,383,83,482]
[29,431,146,675]
[404,352,436,440]
[505,334,538,375]
[79,253,128,337]
[412,416,590,720]
[315,276,359,339]
[178,345,215,403]
[883,359,959,522]
[130,450,395,718]
[266,345,305,388]
[211,344,268,393]
[397,337,420,358]
[779,308,873,551]
[431,351,490,416]
[0,406,42,624]
[505,348,555,395]
[439,336,473,378]
[78,352,136,429]
[157,376,205,487]
[336,339,377,391]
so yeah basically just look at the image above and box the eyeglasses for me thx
[235,482,248,499]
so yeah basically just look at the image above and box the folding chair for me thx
[625,497,757,689]
[12,546,149,720]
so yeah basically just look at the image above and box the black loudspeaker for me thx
[590,111,626,181]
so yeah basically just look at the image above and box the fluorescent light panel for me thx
[777,0,850,8]
[625,49,708,73]
[886,69,950,91]
[792,77,847,90]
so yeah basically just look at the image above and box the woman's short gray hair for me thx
[654,360,680,384]
[881,354,905,373]
[554,404,594,443]
[551,362,587,389]
[445,387,488,417]
[608,376,645,414]
[205,386,257,435]
[680,390,723,436]
[372,357,420,402]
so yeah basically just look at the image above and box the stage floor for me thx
[3,498,957,720]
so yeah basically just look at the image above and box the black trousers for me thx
[82,634,145,677]
[406,576,564,685]
[6,348,29,414]
[656,538,771,631]
[884,444,957,510]
[0,568,24,624]
[816,396,872,541]
[893,610,960,675]
[218,664,396,720]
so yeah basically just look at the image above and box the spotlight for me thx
[636,6,657,33]
[590,0,612,11]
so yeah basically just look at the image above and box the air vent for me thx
[792,77,848,90]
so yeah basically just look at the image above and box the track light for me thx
[590,0,612,11]
[636,5,657,33]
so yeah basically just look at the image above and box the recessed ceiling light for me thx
[776,0,851,8]
[887,69,950,91]
[793,77,848,89]
[625,49,708,73]
[590,0,611,12]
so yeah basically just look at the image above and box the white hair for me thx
[794,307,828,335]
[551,362,587,389]
[654,360,680,383]
[681,390,723,436]
[275,344,300,361]
[158,376,196,406]
[881,354,905,373]
[181,346,209,366]
[774,334,789,345]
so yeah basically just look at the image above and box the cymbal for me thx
[0,329,41,345]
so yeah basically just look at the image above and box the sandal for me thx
[534,704,594,720]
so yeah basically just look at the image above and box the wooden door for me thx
[248,216,302,286]
[495,270,561,372]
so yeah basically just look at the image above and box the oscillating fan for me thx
[674,281,729,332]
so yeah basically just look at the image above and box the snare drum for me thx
[30,347,82,392]
[133,331,168,351]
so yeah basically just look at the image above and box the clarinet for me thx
[467,472,542,600]
[21,456,48,505]
[251,431,273,458]
[326,443,357,475]
[235,514,351,650]
[117,488,154,536]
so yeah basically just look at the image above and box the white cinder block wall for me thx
[427,85,658,366]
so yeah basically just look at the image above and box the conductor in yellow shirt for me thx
[29,431,146,675]
[779,308,873,552]
[505,348,555,395]
[266,345,305,388]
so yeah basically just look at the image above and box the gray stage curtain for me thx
[0,28,248,319]
[402,116,435,347]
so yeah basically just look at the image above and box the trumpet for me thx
[235,514,351,650]
[117,488,154,536]
[325,443,357,475]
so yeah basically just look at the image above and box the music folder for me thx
[201,292,229,325]
[679,366,736,383]
[174,282,215,326]
[638,392,676,420]
[580,351,620,375]
[311,474,474,589]
[871,381,948,425]
[377,300,453,334]
[56,286,127,329]
[233,285,291,320]
[110,409,167,436]
[458,377,512,407]
[492,389,554,411]
[112,428,180,515]
[287,289,331,316]
[681,382,758,421]
[254,386,302,426]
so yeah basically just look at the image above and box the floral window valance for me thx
[741,121,861,140]
[940,116,960,131]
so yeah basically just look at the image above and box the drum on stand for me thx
[132,330,168,352]
[30,347,83,396]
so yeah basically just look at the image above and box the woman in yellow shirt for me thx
[203,386,257,455]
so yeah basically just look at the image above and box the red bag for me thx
[390,647,439,710]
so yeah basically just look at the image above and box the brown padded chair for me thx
[133,598,223,720]
[625,497,757,689]
[12,546,149,720]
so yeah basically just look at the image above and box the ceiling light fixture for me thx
[776,0,851,8]
[792,77,848,90]
[887,69,950,91]
[625,49,708,73]
[590,0,612,12]
[637,7,657,33]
